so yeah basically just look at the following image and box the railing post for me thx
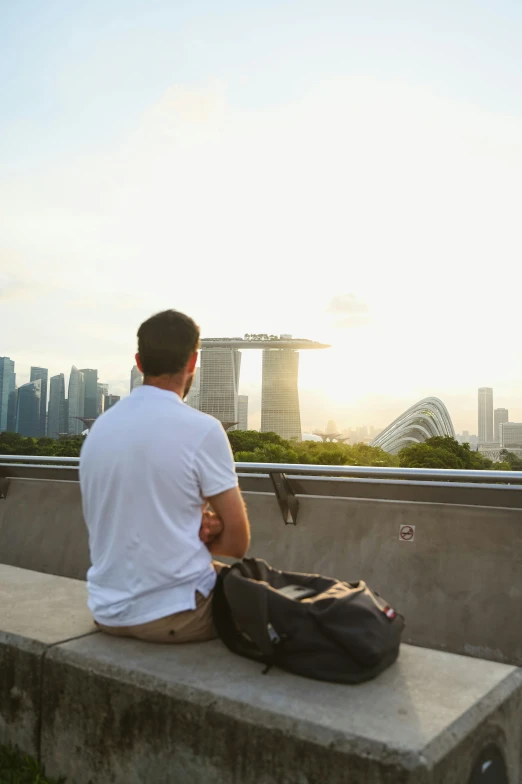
[269,472,299,525]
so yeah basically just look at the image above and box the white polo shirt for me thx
[79,385,238,626]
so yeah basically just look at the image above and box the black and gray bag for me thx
[212,558,404,684]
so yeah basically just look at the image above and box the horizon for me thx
[2,1,521,433]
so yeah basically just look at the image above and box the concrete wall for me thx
[1,478,522,664]
[0,479,89,579]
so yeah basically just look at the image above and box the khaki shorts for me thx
[95,563,223,644]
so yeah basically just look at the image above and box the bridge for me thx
[1,456,521,782]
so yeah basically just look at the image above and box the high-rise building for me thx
[261,348,301,440]
[500,422,522,449]
[0,357,16,432]
[80,369,98,420]
[15,379,42,437]
[238,395,248,430]
[47,374,66,438]
[186,367,200,410]
[30,366,48,436]
[97,383,109,416]
[104,394,120,411]
[130,365,143,392]
[199,336,329,438]
[494,408,509,443]
[199,348,241,427]
[68,366,85,434]
[478,387,493,444]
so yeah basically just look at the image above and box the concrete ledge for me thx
[42,636,522,784]
[0,566,95,754]
[2,566,522,783]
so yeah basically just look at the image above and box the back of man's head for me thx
[137,310,200,377]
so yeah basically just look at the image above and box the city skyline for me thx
[1,347,521,437]
[1,2,521,436]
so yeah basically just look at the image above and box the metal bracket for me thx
[269,472,299,525]
[0,477,9,500]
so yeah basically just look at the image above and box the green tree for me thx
[398,443,465,469]
[229,431,399,467]
[0,431,85,459]
[498,449,522,471]
[227,430,286,456]
[399,436,502,470]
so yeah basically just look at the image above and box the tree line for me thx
[0,429,521,471]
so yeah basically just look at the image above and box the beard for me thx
[183,372,195,400]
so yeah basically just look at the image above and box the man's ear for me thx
[135,353,144,373]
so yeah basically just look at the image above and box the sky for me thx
[1,0,521,434]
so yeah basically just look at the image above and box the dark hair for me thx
[137,310,200,376]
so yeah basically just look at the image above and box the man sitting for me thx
[79,309,250,643]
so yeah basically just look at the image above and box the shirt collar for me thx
[131,384,184,403]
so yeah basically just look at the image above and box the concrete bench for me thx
[2,566,522,784]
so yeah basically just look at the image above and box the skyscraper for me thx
[186,367,200,409]
[238,395,248,430]
[48,374,66,438]
[493,408,509,444]
[199,336,329,437]
[97,383,109,416]
[30,366,48,436]
[494,408,509,443]
[478,388,494,444]
[130,365,143,392]
[68,366,85,434]
[500,422,522,449]
[0,357,16,432]
[199,348,241,426]
[261,348,301,440]
[15,379,42,437]
[104,394,120,411]
[80,369,98,420]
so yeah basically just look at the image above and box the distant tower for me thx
[261,346,301,440]
[48,374,66,438]
[186,367,200,410]
[68,366,85,435]
[494,408,509,443]
[104,394,120,411]
[80,369,98,420]
[130,365,143,392]
[199,348,241,426]
[238,395,248,430]
[199,335,329,439]
[97,383,109,416]
[30,367,48,437]
[15,379,42,437]
[0,357,16,432]
[478,388,493,444]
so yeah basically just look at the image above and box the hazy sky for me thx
[1,0,521,433]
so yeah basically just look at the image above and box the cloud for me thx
[327,294,371,328]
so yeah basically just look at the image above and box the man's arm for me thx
[205,487,250,559]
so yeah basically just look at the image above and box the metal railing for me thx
[1,455,522,522]
[1,454,522,482]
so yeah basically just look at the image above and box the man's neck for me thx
[143,375,184,398]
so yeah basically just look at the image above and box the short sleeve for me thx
[194,421,239,498]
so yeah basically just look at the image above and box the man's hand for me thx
[199,510,223,545]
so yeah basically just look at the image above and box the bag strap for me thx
[212,564,276,663]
